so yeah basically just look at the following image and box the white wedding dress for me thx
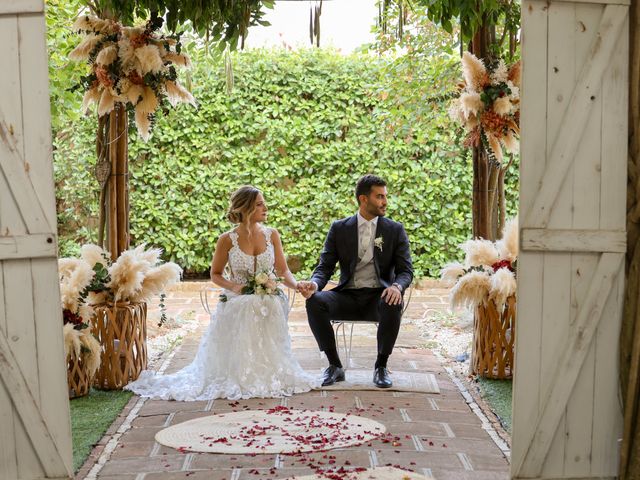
[126,226,320,401]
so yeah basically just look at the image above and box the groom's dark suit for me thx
[306,214,413,356]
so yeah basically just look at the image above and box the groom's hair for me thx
[355,174,387,203]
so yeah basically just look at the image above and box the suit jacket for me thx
[311,215,413,292]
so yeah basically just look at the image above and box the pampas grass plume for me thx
[460,92,483,118]
[78,304,95,323]
[440,262,465,286]
[461,52,488,91]
[502,131,519,153]
[493,96,512,116]
[81,244,109,268]
[134,108,151,141]
[60,261,94,312]
[135,45,164,74]
[489,267,517,311]
[496,216,519,262]
[59,258,82,279]
[72,15,97,32]
[136,86,159,114]
[96,45,118,66]
[87,291,109,305]
[79,330,102,376]
[82,87,101,112]
[130,263,182,302]
[487,134,503,163]
[461,239,500,268]
[98,88,115,116]
[117,38,137,73]
[126,84,145,106]
[163,52,192,68]
[63,323,82,359]
[491,59,508,84]
[165,81,196,107]
[107,250,149,301]
[450,271,491,309]
[69,34,103,61]
[132,244,163,266]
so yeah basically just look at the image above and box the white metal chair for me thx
[330,285,413,369]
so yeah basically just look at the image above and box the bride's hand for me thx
[230,283,244,294]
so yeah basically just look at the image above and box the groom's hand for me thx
[297,281,317,299]
[381,285,402,305]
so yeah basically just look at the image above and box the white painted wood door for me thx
[0,1,73,479]
[513,1,628,478]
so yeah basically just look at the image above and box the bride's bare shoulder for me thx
[266,226,281,240]
[216,231,234,247]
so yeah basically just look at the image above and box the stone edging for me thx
[432,349,512,462]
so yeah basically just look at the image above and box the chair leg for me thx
[333,322,348,367]
[346,322,355,369]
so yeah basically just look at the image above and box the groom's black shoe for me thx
[373,367,392,388]
[321,365,345,386]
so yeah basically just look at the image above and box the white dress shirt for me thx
[346,213,381,289]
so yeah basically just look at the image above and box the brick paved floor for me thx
[79,283,510,480]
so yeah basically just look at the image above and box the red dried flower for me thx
[129,34,148,49]
[492,259,514,272]
[63,309,83,326]
[95,65,113,87]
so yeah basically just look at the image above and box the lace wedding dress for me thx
[126,226,320,400]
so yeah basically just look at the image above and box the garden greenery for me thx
[53,46,518,278]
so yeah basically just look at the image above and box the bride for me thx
[126,186,320,400]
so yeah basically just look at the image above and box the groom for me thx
[298,174,413,388]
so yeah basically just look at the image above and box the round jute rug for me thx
[155,406,386,454]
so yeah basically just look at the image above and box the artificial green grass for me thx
[70,389,133,471]
[476,378,513,433]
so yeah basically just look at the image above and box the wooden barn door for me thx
[513,1,628,478]
[0,1,73,479]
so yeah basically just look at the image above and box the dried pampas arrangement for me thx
[441,216,518,311]
[69,15,196,141]
[63,323,102,377]
[60,243,182,327]
[449,52,520,165]
[59,255,105,373]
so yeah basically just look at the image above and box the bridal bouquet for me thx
[440,217,518,311]
[220,270,284,302]
[448,52,521,164]
[59,243,182,327]
[69,14,195,140]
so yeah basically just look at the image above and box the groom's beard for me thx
[367,205,386,217]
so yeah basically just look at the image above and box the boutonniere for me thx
[374,236,384,251]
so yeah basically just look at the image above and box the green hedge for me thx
[53,48,518,278]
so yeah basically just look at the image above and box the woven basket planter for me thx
[91,301,147,389]
[67,350,93,399]
[472,295,516,379]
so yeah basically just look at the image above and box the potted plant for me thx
[441,217,518,378]
[59,253,105,398]
[59,244,182,389]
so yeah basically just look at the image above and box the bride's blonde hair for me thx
[227,186,261,232]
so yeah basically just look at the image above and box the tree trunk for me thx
[470,22,497,240]
[105,104,129,260]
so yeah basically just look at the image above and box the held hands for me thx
[381,285,402,305]
[230,283,244,295]
[296,281,317,299]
